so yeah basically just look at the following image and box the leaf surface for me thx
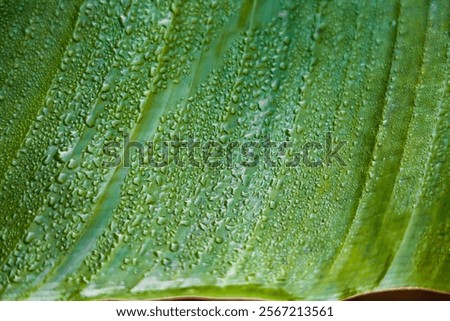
[0,0,448,300]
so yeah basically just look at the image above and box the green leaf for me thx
[0,0,448,300]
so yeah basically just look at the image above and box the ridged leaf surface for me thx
[0,0,449,300]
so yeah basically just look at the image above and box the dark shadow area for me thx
[348,289,450,301]
[160,289,450,301]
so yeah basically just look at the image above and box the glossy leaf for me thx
[0,0,448,300]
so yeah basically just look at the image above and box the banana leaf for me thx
[0,0,448,300]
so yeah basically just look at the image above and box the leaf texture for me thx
[0,0,449,300]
